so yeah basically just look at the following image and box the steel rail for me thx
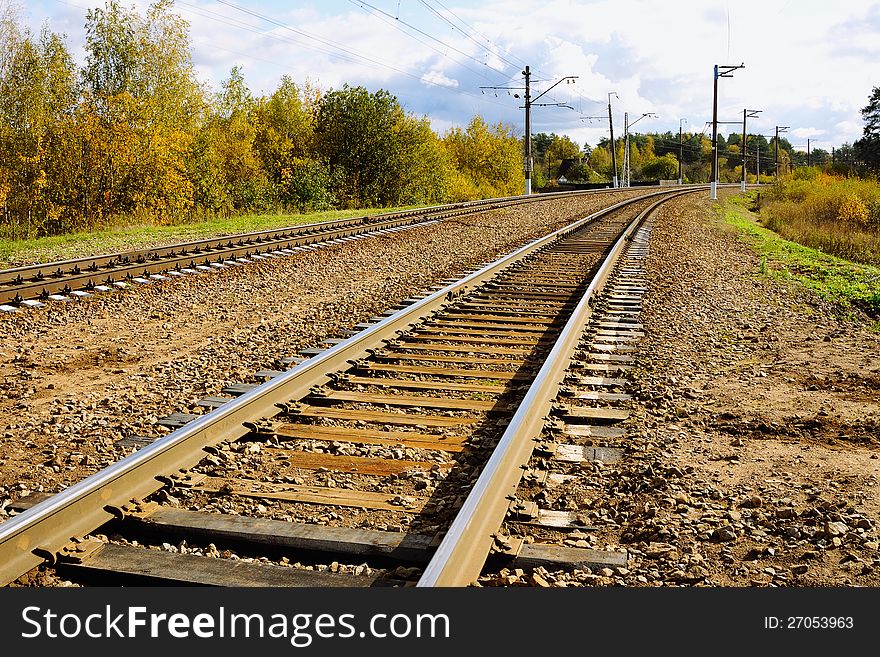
[0,186,694,586]
[0,214,435,304]
[417,190,693,587]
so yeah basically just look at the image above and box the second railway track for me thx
[0,187,697,587]
[0,189,633,309]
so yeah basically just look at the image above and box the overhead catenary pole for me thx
[524,66,532,194]
[741,109,746,191]
[623,112,656,187]
[481,67,577,195]
[679,118,687,185]
[711,63,745,200]
[774,126,789,179]
[756,143,760,181]
[741,108,761,192]
[623,112,629,187]
[608,92,618,188]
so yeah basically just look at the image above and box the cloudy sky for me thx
[17,0,880,151]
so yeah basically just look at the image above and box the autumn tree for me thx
[588,144,612,180]
[0,16,78,236]
[251,76,325,209]
[442,116,523,201]
[80,0,202,223]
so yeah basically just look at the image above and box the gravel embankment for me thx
[0,190,648,518]
[481,190,880,587]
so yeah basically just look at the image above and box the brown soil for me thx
[483,190,880,588]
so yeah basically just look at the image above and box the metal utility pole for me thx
[756,144,760,182]
[608,92,619,188]
[624,112,656,187]
[524,66,532,194]
[679,118,687,185]
[623,112,629,188]
[807,138,811,167]
[741,108,761,192]
[480,67,577,195]
[711,63,745,200]
[775,126,789,179]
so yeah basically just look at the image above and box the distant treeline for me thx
[0,0,523,239]
[531,129,869,190]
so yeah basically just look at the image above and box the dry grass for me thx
[759,172,880,266]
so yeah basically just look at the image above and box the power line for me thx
[173,0,514,111]
[426,0,530,70]
[345,0,499,82]
[214,0,430,81]
[416,0,522,71]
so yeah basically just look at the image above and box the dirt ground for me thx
[631,191,880,585]
[483,190,880,588]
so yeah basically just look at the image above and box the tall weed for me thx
[761,174,880,266]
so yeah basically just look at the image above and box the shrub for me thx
[837,196,870,226]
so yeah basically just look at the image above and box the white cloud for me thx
[421,70,459,88]
[791,127,825,139]
[19,0,879,147]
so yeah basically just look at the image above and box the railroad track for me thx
[0,188,633,309]
[1,187,695,587]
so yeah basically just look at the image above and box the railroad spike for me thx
[103,504,126,520]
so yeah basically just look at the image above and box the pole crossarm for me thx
[717,63,745,78]
[531,76,578,104]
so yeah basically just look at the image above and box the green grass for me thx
[720,192,880,324]
[0,205,418,267]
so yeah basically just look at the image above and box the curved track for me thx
[0,187,697,587]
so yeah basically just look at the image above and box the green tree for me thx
[545,134,581,178]
[442,116,523,201]
[640,153,679,180]
[855,86,880,169]
[314,85,402,207]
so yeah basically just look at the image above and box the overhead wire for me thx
[426,0,530,69]
[174,0,515,110]
[416,0,522,70]
[345,0,501,82]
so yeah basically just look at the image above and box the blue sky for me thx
[16,0,880,151]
